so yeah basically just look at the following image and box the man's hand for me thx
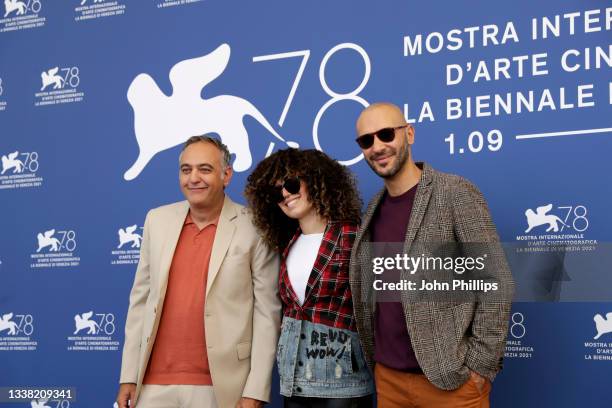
[235,397,263,408]
[116,383,137,408]
[469,370,488,393]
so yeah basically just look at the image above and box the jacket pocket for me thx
[236,341,251,360]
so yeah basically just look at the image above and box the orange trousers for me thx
[375,363,491,408]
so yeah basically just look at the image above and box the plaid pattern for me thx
[280,222,358,331]
[349,162,515,390]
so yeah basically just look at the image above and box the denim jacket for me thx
[277,222,374,398]
[277,317,374,398]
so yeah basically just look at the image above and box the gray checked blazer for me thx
[349,162,514,390]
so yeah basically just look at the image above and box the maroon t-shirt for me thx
[370,183,422,372]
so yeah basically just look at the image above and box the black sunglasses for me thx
[272,177,301,203]
[355,125,408,149]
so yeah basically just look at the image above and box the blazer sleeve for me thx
[451,179,515,382]
[119,210,152,384]
[241,236,282,402]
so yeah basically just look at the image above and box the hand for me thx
[235,397,264,408]
[469,370,488,393]
[116,383,137,408]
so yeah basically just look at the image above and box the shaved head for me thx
[356,102,406,136]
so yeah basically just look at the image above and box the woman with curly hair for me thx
[245,149,374,408]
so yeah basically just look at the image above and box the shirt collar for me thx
[184,211,219,229]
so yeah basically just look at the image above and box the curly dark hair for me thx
[244,149,362,251]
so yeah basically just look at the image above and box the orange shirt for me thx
[143,213,217,385]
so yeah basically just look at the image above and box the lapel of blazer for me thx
[351,187,385,309]
[303,222,341,302]
[402,162,434,254]
[354,187,385,258]
[157,201,190,297]
[400,163,434,328]
[206,195,237,296]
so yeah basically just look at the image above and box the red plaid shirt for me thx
[279,221,358,331]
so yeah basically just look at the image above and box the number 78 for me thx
[253,43,371,166]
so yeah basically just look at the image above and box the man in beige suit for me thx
[116,136,281,408]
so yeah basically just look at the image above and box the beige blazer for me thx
[119,196,281,408]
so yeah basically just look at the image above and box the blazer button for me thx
[146,337,150,343]
[300,334,306,339]
[298,361,303,367]
[296,387,302,393]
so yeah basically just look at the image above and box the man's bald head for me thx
[356,102,407,136]
[355,102,414,179]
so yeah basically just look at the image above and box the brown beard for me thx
[366,140,410,179]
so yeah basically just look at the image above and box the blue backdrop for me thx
[1,1,611,407]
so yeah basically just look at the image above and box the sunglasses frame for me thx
[272,176,301,203]
[355,125,409,149]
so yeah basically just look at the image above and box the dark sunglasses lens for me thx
[273,177,300,203]
[356,134,374,149]
[283,178,301,194]
[377,128,396,142]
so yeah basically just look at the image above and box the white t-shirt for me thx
[286,232,324,305]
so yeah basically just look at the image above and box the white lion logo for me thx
[1,151,24,174]
[3,0,26,17]
[117,225,142,249]
[31,399,52,408]
[124,43,298,181]
[524,204,567,233]
[36,229,61,252]
[0,313,17,335]
[594,312,612,340]
[74,311,100,335]
[40,67,64,91]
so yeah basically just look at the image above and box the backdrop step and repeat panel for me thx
[1,1,611,407]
